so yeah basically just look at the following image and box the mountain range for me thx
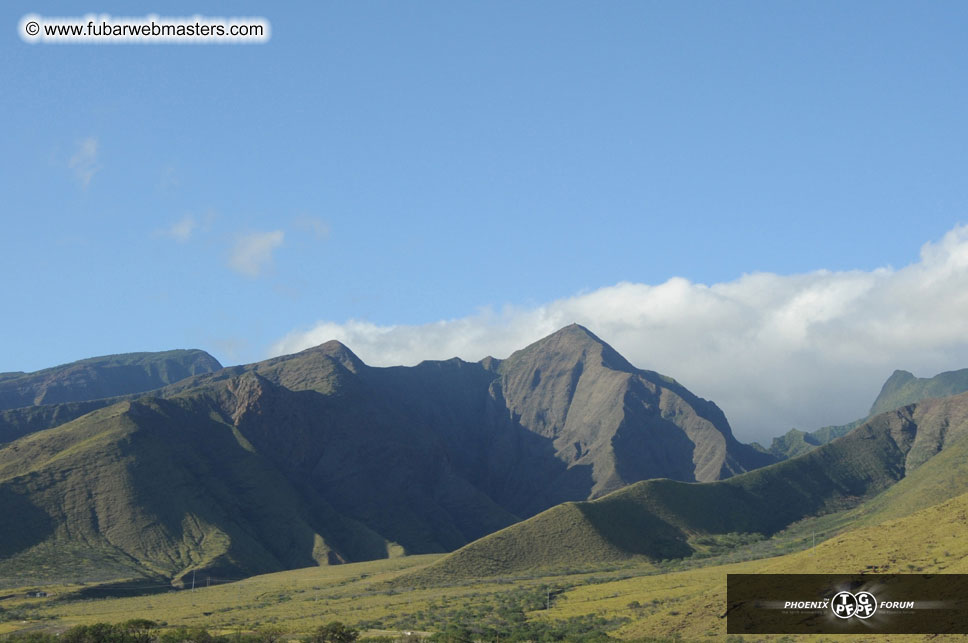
[409,361,968,581]
[763,365,968,460]
[412,390,968,580]
[0,325,772,586]
[5,325,967,590]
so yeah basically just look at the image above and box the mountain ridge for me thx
[409,386,968,581]
[0,324,774,585]
[870,366,968,416]
[765,365,968,460]
[0,349,222,412]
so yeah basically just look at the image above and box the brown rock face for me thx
[495,325,773,501]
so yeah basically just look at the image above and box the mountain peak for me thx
[870,367,968,417]
[307,340,365,373]
[514,324,635,373]
[888,369,916,383]
[550,322,599,341]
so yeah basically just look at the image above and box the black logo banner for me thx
[726,574,968,634]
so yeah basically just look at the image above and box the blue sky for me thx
[5,2,968,439]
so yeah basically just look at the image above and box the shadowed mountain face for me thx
[0,325,773,584]
[493,325,773,505]
[412,389,968,581]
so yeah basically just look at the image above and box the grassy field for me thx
[1,554,633,638]
[3,489,968,641]
[1,556,440,635]
[541,489,968,642]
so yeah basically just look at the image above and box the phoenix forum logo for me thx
[831,590,877,619]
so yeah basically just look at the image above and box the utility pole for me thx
[192,570,196,591]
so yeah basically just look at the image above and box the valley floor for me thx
[4,489,968,642]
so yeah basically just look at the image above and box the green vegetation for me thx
[7,332,968,642]
[8,349,966,593]
[0,326,780,589]
[405,414,906,580]
[0,396,392,587]
[542,489,968,642]
[0,350,222,412]
[411,392,968,581]
[3,485,968,641]
[1,620,358,643]
[0,400,118,446]
[305,622,358,643]
[763,427,821,459]
[813,426,968,529]
[368,585,624,642]
[870,367,968,416]
[769,365,968,462]
[766,420,861,460]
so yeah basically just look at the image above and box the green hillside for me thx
[0,399,116,445]
[870,366,968,416]
[8,487,968,641]
[766,419,863,459]
[766,364,968,461]
[413,391,968,581]
[0,326,788,587]
[0,359,523,584]
[836,396,968,527]
[544,488,968,642]
[0,395,391,588]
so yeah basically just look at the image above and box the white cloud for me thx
[269,225,968,443]
[157,211,216,243]
[228,230,284,277]
[160,214,198,243]
[68,137,101,188]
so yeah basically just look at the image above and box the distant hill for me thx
[764,419,863,460]
[869,367,968,416]
[411,388,968,580]
[0,325,773,585]
[533,486,968,642]
[0,350,222,411]
[766,366,968,460]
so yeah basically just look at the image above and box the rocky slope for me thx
[0,325,774,584]
[767,365,968,460]
[412,388,968,580]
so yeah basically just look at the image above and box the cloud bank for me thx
[270,225,968,443]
